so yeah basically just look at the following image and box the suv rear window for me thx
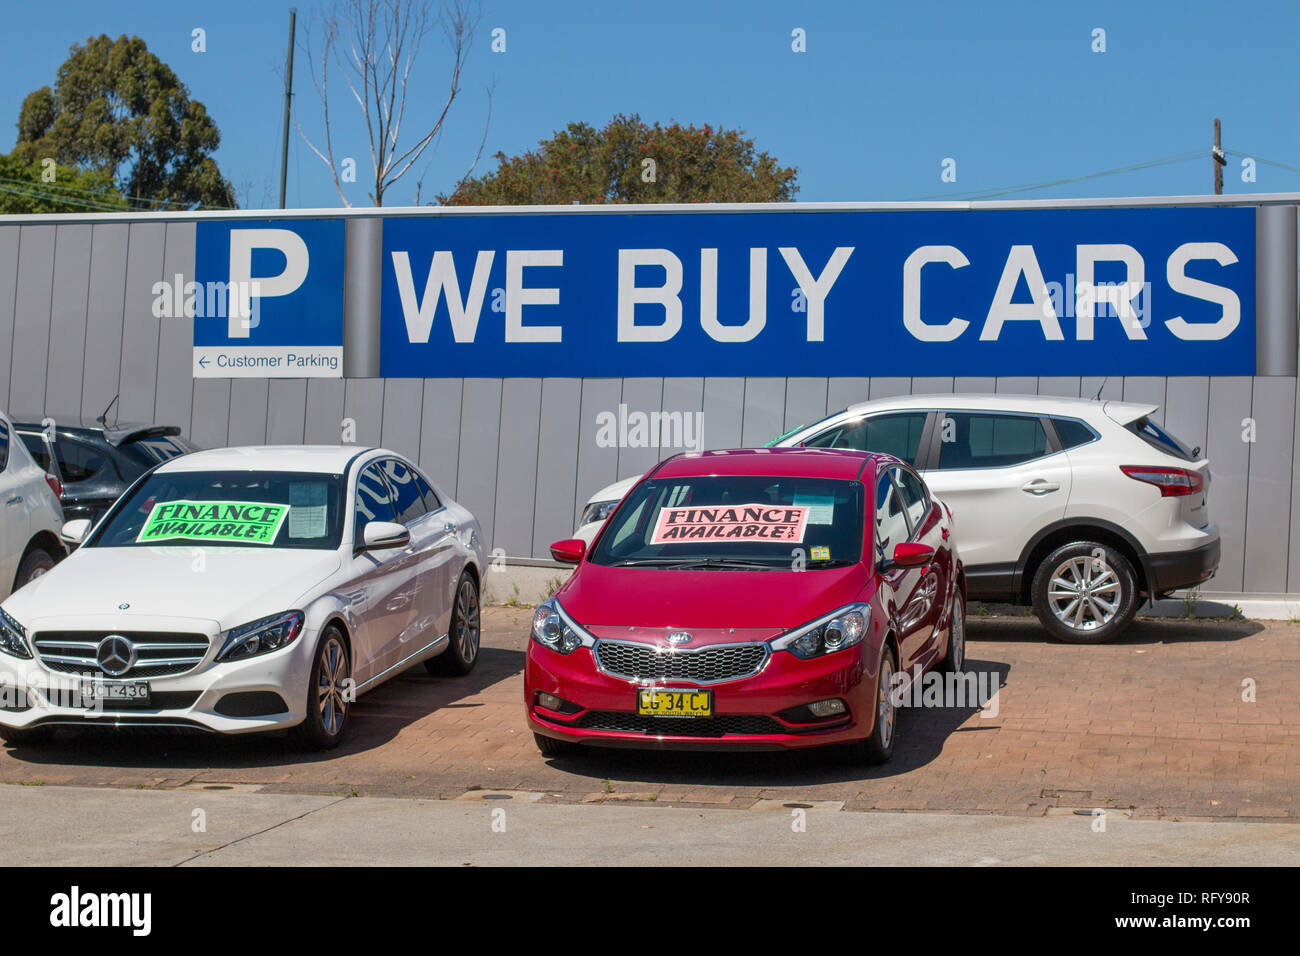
[1051,417,1098,450]
[1128,416,1198,462]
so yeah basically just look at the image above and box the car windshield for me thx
[89,470,344,550]
[588,475,864,569]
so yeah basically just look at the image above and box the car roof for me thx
[840,392,1156,420]
[155,445,381,474]
[651,447,881,481]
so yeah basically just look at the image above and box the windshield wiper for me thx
[613,557,779,570]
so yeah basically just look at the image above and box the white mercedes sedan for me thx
[0,445,485,749]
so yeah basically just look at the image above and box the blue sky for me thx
[1,0,1296,208]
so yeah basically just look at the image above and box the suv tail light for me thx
[43,473,63,498]
[1120,465,1203,497]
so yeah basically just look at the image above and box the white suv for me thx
[575,395,1219,643]
[0,412,65,599]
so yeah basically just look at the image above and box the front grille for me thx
[594,640,767,683]
[32,632,210,679]
[577,711,785,737]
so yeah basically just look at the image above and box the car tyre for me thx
[937,590,966,673]
[291,626,351,750]
[0,724,54,746]
[533,732,575,758]
[13,547,55,592]
[1031,541,1138,644]
[426,572,481,677]
[844,644,898,765]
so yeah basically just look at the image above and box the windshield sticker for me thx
[136,500,289,545]
[793,494,835,525]
[811,546,831,561]
[288,483,329,538]
[651,504,808,544]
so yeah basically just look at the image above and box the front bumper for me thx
[0,630,317,735]
[525,639,877,752]
[1148,537,1221,594]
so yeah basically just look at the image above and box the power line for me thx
[903,149,1206,202]
[0,180,129,213]
[1222,147,1300,176]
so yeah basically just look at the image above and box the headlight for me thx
[770,604,869,660]
[580,500,619,526]
[0,607,32,660]
[530,599,594,655]
[217,611,305,662]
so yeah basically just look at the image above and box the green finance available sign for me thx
[137,500,289,545]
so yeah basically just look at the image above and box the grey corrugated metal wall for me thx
[0,218,1295,596]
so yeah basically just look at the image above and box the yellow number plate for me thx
[636,688,712,718]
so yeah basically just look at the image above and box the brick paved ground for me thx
[1,608,1295,821]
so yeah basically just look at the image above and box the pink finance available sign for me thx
[651,504,809,544]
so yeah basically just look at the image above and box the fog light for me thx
[807,698,847,717]
[537,692,564,710]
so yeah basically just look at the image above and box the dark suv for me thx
[12,417,200,525]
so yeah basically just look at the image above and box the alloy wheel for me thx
[456,579,481,664]
[317,636,349,736]
[1047,554,1120,631]
[877,654,896,749]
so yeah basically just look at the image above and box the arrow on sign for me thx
[197,356,210,368]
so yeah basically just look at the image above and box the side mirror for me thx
[549,538,586,563]
[61,518,91,547]
[889,542,934,569]
[359,521,410,552]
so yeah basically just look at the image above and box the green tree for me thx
[13,34,234,209]
[0,152,128,214]
[439,113,798,205]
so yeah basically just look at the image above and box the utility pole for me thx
[1212,118,1225,195]
[278,8,298,209]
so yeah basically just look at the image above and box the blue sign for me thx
[192,219,344,377]
[194,207,1258,378]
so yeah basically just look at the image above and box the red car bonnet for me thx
[556,562,873,636]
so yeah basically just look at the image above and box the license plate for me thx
[81,681,151,706]
[636,687,712,718]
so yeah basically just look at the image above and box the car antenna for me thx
[96,393,119,427]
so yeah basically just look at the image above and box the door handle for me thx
[5,496,21,506]
[1020,480,1060,495]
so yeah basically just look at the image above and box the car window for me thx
[1127,416,1197,462]
[379,458,428,525]
[17,432,49,472]
[936,412,1048,469]
[0,419,9,472]
[892,469,929,531]
[414,472,442,511]
[804,412,928,466]
[875,470,911,560]
[354,462,398,537]
[1052,417,1098,450]
[54,438,108,483]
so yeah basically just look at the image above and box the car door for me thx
[345,460,422,687]
[919,411,1071,575]
[891,467,949,668]
[378,456,457,654]
[0,418,21,596]
[874,466,929,674]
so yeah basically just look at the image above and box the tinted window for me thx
[892,469,929,530]
[380,458,428,525]
[121,434,200,469]
[414,472,442,511]
[936,413,1048,469]
[1127,416,1197,462]
[18,432,49,472]
[54,439,108,483]
[588,475,865,568]
[1053,417,1097,450]
[805,412,928,465]
[90,470,344,549]
[354,463,398,536]
[0,419,9,472]
[875,471,911,560]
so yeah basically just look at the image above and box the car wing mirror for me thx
[60,518,91,547]
[549,538,586,563]
[888,542,934,570]
[358,521,410,552]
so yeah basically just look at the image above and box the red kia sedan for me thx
[525,448,965,764]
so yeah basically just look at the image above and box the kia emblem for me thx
[666,632,693,645]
